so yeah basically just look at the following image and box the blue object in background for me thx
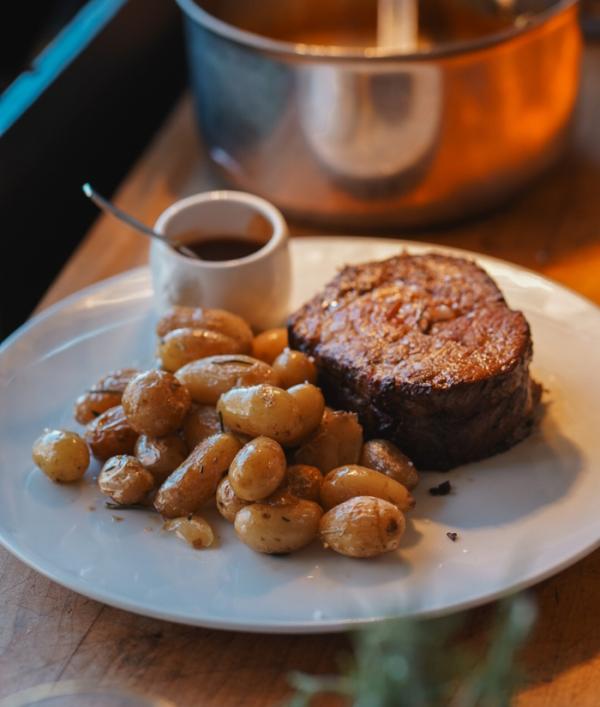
[0,0,185,339]
[0,0,127,136]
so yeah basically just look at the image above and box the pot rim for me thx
[176,0,579,61]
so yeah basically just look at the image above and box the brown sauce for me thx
[175,233,266,261]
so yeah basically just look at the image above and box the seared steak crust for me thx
[288,253,541,470]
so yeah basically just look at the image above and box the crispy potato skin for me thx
[287,383,325,442]
[283,464,323,502]
[98,455,155,505]
[182,404,222,449]
[293,408,363,473]
[272,349,317,389]
[234,499,323,554]
[74,368,139,424]
[251,328,288,364]
[217,384,303,446]
[320,465,415,512]
[176,355,278,405]
[135,434,188,483]
[154,433,242,518]
[216,477,250,522]
[320,496,405,558]
[229,436,286,501]
[359,439,419,490]
[85,405,138,461]
[32,429,89,482]
[122,370,191,437]
[156,306,253,353]
[158,328,241,372]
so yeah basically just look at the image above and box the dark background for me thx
[0,0,186,339]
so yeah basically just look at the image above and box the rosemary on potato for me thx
[104,501,153,512]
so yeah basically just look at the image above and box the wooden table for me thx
[1,44,599,707]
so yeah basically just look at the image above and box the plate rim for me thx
[2,236,600,633]
[1,520,598,634]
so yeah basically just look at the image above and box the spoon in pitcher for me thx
[82,183,200,259]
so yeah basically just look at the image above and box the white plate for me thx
[1,237,599,634]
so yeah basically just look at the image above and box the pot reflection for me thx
[299,62,442,191]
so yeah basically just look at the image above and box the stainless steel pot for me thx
[177,0,581,229]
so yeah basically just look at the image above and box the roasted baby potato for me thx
[32,429,89,483]
[229,436,286,501]
[234,499,323,554]
[320,496,405,558]
[176,355,278,405]
[251,328,288,364]
[163,515,215,549]
[156,306,253,352]
[74,368,139,424]
[98,455,154,505]
[158,327,240,372]
[122,370,191,437]
[182,403,222,449]
[320,465,414,512]
[135,434,188,484]
[217,384,303,446]
[154,433,241,518]
[359,439,419,490]
[293,408,363,473]
[288,383,325,441]
[84,405,138,461]
[272,349,317,389]
[216,476,250,522]
[283,464,322,502]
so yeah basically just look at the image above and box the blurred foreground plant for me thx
[288,594,536,707]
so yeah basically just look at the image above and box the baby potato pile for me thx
[31,306,419,559]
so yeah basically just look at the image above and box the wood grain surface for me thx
[2,44,599,707]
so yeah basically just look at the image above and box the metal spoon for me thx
[82,183,200,259]
[377,0,419,52]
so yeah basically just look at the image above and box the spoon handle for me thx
[82,183,199,259]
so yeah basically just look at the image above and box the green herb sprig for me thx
[288,593,536,707]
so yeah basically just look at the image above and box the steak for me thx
[288,253,541,470]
